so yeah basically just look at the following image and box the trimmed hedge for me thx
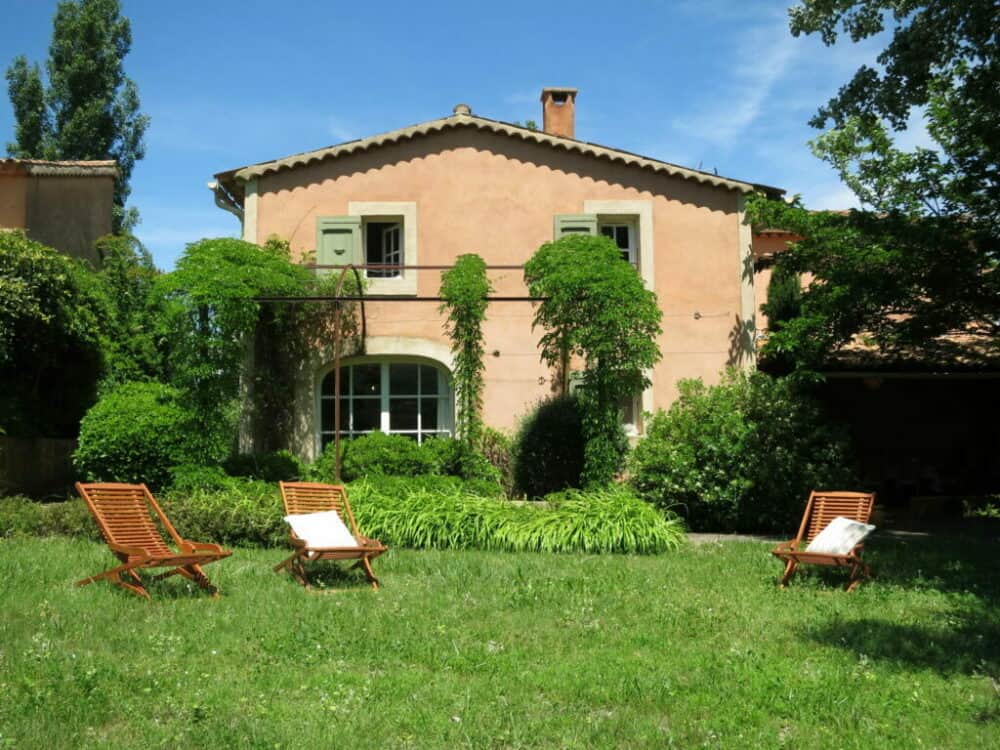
[4,476,684,555]
[74,381,226,490]
[0,496,98,540]
[513,395,586,498]
[309,432,501,485]
[222,451,305,483]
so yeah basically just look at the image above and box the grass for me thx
[0,534,997,748]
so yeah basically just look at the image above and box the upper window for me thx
[316,203,416,294]
[600,222,637,265]
[319,359,453,449]
[553,213,639,267]
[364,218,403,278]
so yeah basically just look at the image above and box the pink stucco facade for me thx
[221,119,765,459]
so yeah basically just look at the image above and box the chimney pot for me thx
[540,87,578,139]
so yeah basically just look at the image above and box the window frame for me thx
[318,357,454,450]
[347,201,418,296]
[599,220,638,266]
[363,217,404,279]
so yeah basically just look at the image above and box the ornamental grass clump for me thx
[349,481,683,554]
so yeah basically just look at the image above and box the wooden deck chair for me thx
[772,490,877,592]
[76,482,232,600]
[275,481,387,590]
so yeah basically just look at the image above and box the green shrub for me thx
[0,495,98,540]
[2,478,682,554]
[629,370,857,532]
[420,436,501,484]
[161,479,285,547]
[481,426,515,496]
[74,382,226,490]
[0,495,45,537]
[167,464,234,493]
[513,395,585,498]
[419,436,465,475]
[223,450,305,482]
[349,480,683,554]
[360,474,504,499]
[309,432,436,482]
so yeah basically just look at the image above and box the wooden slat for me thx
[76,482,175,557]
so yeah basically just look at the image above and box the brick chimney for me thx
[540,87,578,139]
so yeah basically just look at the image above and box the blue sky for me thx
[1,0,902,269]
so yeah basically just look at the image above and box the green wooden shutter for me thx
[316,216,362,274]
[553,214,598,239]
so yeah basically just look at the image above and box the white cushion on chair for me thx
[284,510,359,549]
[805,516,875,555]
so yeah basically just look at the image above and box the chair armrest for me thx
[109,542,147,557]
[181,540,227,554]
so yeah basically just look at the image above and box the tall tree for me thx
[4,58,48,158]
[5,0,149,232]
[791,0,999,231]
[750,1,1000,372]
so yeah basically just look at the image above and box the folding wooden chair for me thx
[275,481,387,590]
[75,482,231,600]
[772,490,876,592]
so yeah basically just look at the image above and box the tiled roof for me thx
[0,158,118,177]
[214,111,783,198]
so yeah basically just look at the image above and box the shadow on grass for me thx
[801,534,1000,679]
[274,560,377,592]
[803,613,999,677]
[864,533,1000,601]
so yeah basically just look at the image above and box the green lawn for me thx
[0,535,997,749]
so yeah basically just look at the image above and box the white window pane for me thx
[420,398,439,431]
[615,226,629,249]
[389,397,419,431]
[390,363,419,394]
[420,365,439,395]
[353,399,381,432]
[352,364,380,395]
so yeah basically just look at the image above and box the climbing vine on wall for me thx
[439,253,493,448]
[156,236,362,452]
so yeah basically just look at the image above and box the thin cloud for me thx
[328,115,359,143]
[672,20,799,148]
[808,183,860,210]
[504,88,542,105]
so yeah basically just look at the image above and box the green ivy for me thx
[439,253,492,448]
[156,238,309,434]
[524,235,662,486]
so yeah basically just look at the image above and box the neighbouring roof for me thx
[213,110,784,207]
[0,158,118,177]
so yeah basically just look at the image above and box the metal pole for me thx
[329,264,366,482]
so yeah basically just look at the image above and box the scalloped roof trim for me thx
[0,158,118,177]
[216,114,780,195]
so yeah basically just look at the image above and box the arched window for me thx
[319,359,453,449]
